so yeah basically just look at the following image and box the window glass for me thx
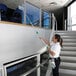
[26,3,40,26]
[42,12,50,28]
[71,1,76,25]
[7,57,37,76]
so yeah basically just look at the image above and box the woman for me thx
[39,34,63,76]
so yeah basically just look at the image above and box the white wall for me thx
[0,22,51,65]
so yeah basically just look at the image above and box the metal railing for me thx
[21,58,48,76]
[0,12,1,21]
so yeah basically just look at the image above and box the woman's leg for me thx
[52,58,61,76]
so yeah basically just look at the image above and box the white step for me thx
[63,39,76,42]
[60,56,76,62]
[60,62,76,70]
[61,47,76,51]
[56,33,76,36]
[63,43,76,46]
[61,36,76,39]
[61,51,76,56]
[59,69,76,76]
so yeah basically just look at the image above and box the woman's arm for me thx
[48,47,55,56]
[39,37,55,56]
[39,37,50,46]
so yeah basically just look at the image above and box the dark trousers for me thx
[52,57,61,76]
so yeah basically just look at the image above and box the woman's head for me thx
[52,34,63,47]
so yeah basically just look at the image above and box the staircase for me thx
[56,31,76,76]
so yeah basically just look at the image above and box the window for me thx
[42,11,51,28]
[6,57,37,76]
[71,1,76,25]
[68,1,76,30]
[26,3,40,26]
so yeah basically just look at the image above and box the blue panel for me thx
[0,3,7,12]
[11,8,23,23]
[26,3,40,26]
[0,3,7,21]
[42,12,50,28]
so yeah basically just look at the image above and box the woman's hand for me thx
[39,37,50,46]
[39,37,42,40]
[39,37,55,56]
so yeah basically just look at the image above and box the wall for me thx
[0,22,51,66]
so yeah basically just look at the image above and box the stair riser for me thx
[63,45,76,47]
[63,40,76,42]
[61,52,76,56]
[61,36,76,39]
[62,49,76,51]
[59,68,76,76]
[60,54,76,57]
[60,66,76,70]
[59,73,76,76]
[61,61,76,63]
[62,47,76,50]
[60,56,76,62]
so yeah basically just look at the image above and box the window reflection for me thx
[26,3,40,26]
[42,12,51,28]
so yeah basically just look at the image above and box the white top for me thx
[49,42,61,58]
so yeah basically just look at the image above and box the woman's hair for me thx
[54,34,63,47]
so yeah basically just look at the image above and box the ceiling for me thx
[0,0,73,11]
[26,0,73,11]
[0,0,24,9]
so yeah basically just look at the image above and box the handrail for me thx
[0,11,1,21]
[50,14,55,42]
[21,59,48,76]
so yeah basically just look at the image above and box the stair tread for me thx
[60,62,76,68]
[63,43,76,45]
[62,47,76,50]
[61,51,76,55]
[63,39,76,41]
[59,68,76,75]
[61,36,76,38]
[61,56,76,61]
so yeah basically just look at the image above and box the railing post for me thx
[39,9,42,28]
[0,11,1,21]
[37,54,40,76]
